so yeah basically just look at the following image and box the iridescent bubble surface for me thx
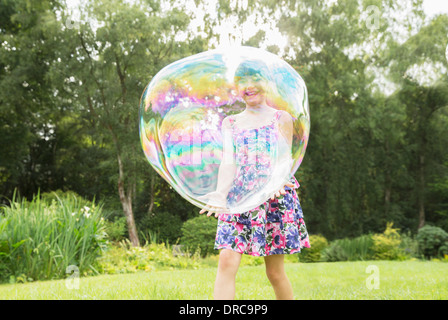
[139,46,310,214]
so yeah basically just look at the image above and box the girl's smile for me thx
[237,76,267,106]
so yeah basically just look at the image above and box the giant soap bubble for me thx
[139,46,309,214]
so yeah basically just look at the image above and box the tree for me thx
[383,13,448,230]
[53,0,207,246]
[0,0,66,201]
[270,0,402,237]
[264,0,448,237]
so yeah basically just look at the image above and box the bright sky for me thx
[422,0,448,17]
[65,0,448,51]
[65,0,448,90]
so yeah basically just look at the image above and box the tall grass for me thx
[0,192,107,283]
[336,235,375,260]
[322,235,375,262]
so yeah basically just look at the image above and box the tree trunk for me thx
[116,147,140,247]
[118,180,140,247]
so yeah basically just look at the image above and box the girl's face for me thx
[235,73,268,106]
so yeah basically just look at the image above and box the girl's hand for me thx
[270,181,296,201]
[199,204,228,218]
[198,192,229,217]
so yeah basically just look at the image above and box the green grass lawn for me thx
[0,260,447,300]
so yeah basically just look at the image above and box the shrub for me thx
[0,219,9,277]
[41,189,90,206]
[104,216,128,243]
[338,235,374,261]
[0,192,107,283]
[441,244,448,257]
[181,215,218,257]
[298,234,328,262]
[322,235,374,262]
[416,225,448,259]
[399,231,420,259]
[321,242,349,262]
[96,240,201,274]
[372,222,403,260]
[139,211,183,245]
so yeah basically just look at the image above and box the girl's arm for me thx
[199,117,236,208]
[214,117,237,200]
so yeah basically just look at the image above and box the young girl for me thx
[199,61,310,300]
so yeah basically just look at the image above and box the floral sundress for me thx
[214,110,311,256]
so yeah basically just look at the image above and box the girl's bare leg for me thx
[214,249,242,300]
[264,254,294,300]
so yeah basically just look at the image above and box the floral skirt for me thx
[214,178,311,256]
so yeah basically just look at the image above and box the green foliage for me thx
[398,231,420,259]
[428,167,448,231]
[180,215,218,257]
[371,222,404,261]
[441,245,448,258]
[298,234,328,262]
[321,242,349,262]
[96,240,201,274]
[0,192,107,283]
[41,190,91,207]
[0,0,64,202]
[416,225,448,259]
[240,256,265,266]
[0,218,9,278]
[201,253,265,268]
[317,226,423,262]
[138,211,183,245]
[104,216,128,243]
[0,0,448,251]
[322,234,374,262]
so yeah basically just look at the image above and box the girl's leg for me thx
[214,249,242,300]
[264,254,294,300]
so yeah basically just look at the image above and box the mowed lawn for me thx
[0,260,447,300]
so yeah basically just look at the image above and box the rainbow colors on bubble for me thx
[139,46,310,214]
